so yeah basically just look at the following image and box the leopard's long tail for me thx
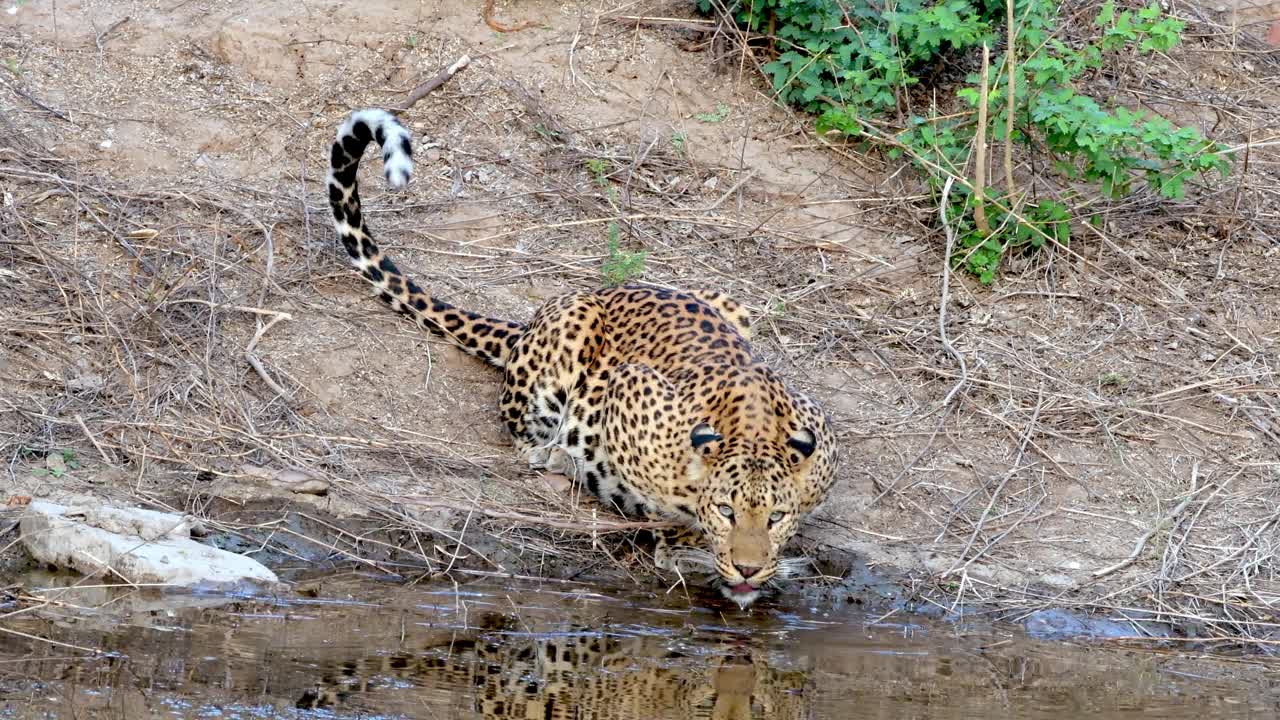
[327,109,523,368]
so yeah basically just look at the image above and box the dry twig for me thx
[1093,463,1205,579]
[395,55,472,114]
[973,44,991,236]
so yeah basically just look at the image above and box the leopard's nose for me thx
[734,563,761,579]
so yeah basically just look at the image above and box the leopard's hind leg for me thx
[498,293,615,492]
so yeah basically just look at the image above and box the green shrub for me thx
[701,0,1231,283]
[602,223,647,286]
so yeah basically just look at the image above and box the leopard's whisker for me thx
[669,547,718,571]
[776,556,815,580]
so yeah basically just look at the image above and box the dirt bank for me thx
[2,1,1277,651]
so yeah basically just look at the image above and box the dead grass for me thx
[0,0,1277,655]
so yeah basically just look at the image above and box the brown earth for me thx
[1,1,1277,649]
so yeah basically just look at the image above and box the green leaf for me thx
[1096,0,1116,26]
[694,102,731,123]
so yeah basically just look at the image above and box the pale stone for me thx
[20,501,278,591]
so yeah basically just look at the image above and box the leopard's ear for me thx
[786,428,816,462]
[691,423,723,452]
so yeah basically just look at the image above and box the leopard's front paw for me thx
[654,540,677,572]
[653,527,704,573]
[522,445,551,469]
[543,447,575,477]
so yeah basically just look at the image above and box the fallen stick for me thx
[1214,393,1280,449]
[394,55,471,114]
[244,313,292,400]
[75,414,117,464]
[95,16,130,52]
[1093,464,1205,579]
[400,495,676,533]
[0,76,70,122]
[163,298,294,321]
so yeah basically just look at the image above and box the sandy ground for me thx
[1,1,1278,647]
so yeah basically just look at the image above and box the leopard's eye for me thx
[768,511,785,525]
[718,504,734,519]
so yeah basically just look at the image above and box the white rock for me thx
[78,503,204,541]
[19,501,278,591]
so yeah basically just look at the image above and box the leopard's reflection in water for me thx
[295,611,810,720]
[4,578,1273,720]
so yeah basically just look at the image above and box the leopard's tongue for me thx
[730,583,754,594]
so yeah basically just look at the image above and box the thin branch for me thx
[1093,463,1204,579]
[937,176,969,408]
[1004,0,1016,197]
[401,495,677,533]
[973,44,992,236]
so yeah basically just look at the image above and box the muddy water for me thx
[0,575,1274,719]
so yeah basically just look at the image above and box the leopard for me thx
[295,611,811,719]
[326,108,838,606]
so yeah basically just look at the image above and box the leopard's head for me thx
[687,651,812,719]
[684,416,833,607]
